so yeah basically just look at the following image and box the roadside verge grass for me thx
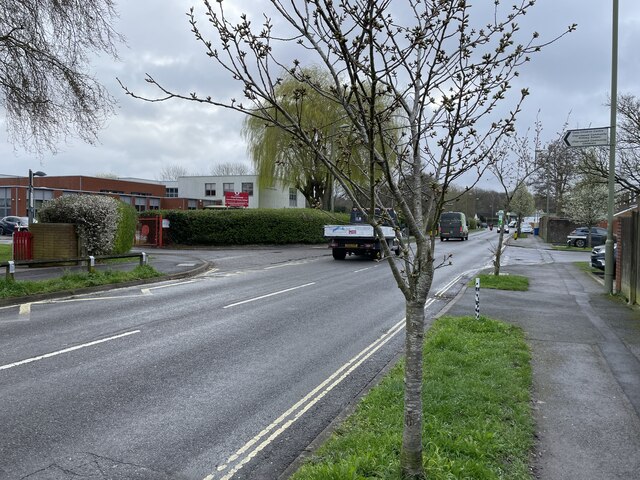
[0,243,10,263]
[291,316,533,479]
[0,265,161,299]
[471,273,529,291]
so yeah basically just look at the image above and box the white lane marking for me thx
[263,260,308,270]
[222,283,315,309]
[139,279,198,296]
[146,280,196,290]
[435,274,463,297]
[0,330,140,371]
[208,297,439,480]
[354,266,374,273]
[19,303,31,316]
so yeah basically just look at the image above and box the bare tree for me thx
[158,163,190,181]
[490,131,542,275]
[121,2,572,477]
[210,161,252,176]
[0,0,123,153]
[579,94,640,203]
[530,121,580,215]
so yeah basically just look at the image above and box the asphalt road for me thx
[0,230,589,479]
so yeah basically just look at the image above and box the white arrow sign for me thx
[563,127,610,148]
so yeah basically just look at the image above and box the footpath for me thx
[445,234,640,479]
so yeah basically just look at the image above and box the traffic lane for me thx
[0,255,392,364]
[0,255,408,479]
[0,233,494,371]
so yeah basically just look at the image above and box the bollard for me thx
[6,260,15,282]
[475,277,480,320]
[88,255,95,273]
[139,252,148,266]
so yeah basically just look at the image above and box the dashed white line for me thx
[0,330,141,371]
[222,283,315,309]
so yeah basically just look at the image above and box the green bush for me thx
[141,208,350,246]
[468,218,478,230]
[113,201,138,254]
[38,194,119,255]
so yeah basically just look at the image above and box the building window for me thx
[149,198,160,210]
[188,200,198,210]
[0,187,9,217]
[241,182,254,196]
[223,183,234,193]
[166,187,178,198]
[205,183,216,196]
[134,197,147,212]
[289,188,297,207]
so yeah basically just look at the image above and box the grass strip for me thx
[471,274,529,291]
[0,265,161,299]
[0,243,11,262]
[291,316,533,480]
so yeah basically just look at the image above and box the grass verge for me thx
[471,273,529,291]
[0,265,161,299]
[291,316,533,480]
[0,243,11,262]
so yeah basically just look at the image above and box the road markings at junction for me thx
[207,298,438,480]
[140,279,197,296]
[222,282,316,309]
[19,303,31,315]
[0,330,140,371]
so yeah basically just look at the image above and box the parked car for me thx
[520,223,534,234]
[567,226,609,248]
[0,216,29,235]
[591,243,617,271]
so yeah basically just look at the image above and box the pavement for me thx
[446,234,640,479]
[3,235,640,478]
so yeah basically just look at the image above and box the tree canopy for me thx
[0,0,123,152]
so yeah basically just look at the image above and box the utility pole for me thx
[604,0,619,295]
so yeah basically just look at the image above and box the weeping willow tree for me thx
[243,66,395,210]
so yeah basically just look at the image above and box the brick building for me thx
[0,173,305,218]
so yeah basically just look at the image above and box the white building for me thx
[164,175,306,209]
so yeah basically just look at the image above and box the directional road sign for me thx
[563,127,610,148]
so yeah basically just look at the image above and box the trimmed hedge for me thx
[142,208,350,246]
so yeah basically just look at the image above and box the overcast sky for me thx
[2,0,639,190]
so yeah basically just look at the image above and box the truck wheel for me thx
[440,237,444,242]
[575,239,586,248]
[332,249,346,260]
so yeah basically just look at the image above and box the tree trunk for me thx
[401,300,426,479]
[494,229,504,275]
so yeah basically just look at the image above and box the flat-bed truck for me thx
[324,208,400,260]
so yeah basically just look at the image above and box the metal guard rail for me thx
[2,252,148,281]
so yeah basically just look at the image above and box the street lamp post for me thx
[28,169,47,225]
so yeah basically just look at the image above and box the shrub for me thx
[141,208,349,246]
[113,201,138,254]
[38,194,119,255]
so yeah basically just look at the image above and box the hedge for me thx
[141,208,350,246]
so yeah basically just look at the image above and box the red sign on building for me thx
[224,191,249,208]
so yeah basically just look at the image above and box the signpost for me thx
[563,127,610,148]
